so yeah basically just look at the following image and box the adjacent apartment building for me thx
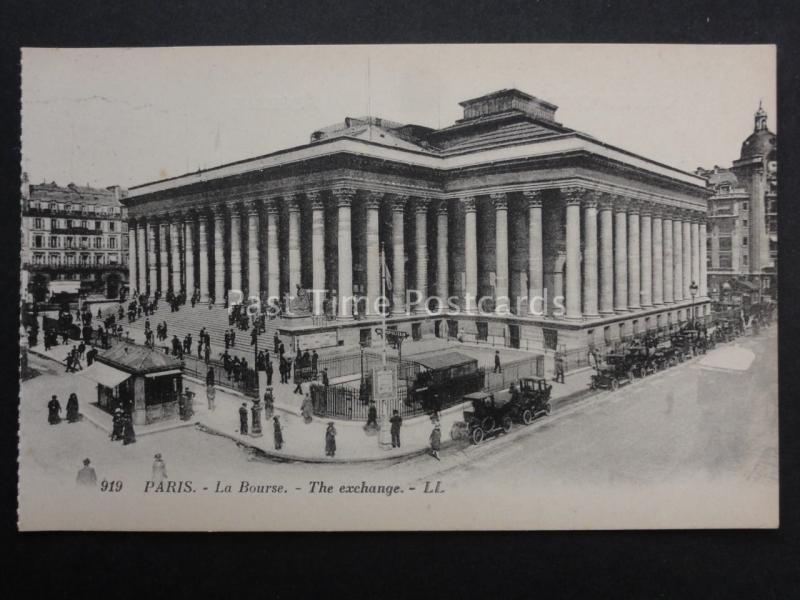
[696,103,777,305]
[21,173,130,302]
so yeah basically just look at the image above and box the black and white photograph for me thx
[17,44,778,530]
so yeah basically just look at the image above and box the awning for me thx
[81,362,131,388]
[144,369,182,378]
[49,281,80,295]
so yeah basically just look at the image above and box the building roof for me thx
[740,128,777,160]
[413,351,478,371]
[28,181,127,206]
[96,342,183,374]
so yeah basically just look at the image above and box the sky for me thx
[21,44,776,190]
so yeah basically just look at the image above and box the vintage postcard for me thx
[18,44,778,531]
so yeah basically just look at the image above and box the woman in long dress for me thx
[122,413,137,445]
[325,422,337,457]
[301,392,313,424]
[151,453,167,482]
[66,393,80,423]
[263,387,274,419]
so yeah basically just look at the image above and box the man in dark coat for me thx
[122,413,136,445]
[494,350,502,373]
[273,333,280,354]
[429,423,441,460]
[47,395,61,425]
[238,403,249,435]
[311,350,319,375]
[390,410,403,448]
[110,408,124,441]
[66,393,80,423]
[273,416,283,450]
[266,359,274,386]
[206,367,215,387]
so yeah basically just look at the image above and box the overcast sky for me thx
[21,44,776,190]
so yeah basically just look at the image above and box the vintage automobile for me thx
[670,333,694,362]
[513,377,552,424]
[589,351,634,391]
[450,390,516,444]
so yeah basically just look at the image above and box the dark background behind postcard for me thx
[2,0,799,597]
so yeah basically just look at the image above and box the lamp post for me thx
[689,280,699,327]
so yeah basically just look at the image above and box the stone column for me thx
[169,215,181,292]
[690,215,700,294]
[391,195,408,314]
[491,192,509,314]
[129,220,138,295]
[213,206,226,303]
[582,191,599,318]
[137,222,147,293]
[640,203,653,308]
[246,201,260,299]
[265,199,280,302]
[598,194,615,315]
[334,188,355,319]
[158,220,169,293]
[365,192,382,315]
[523,191,543,314]
[662,211,674,304]
[414,197,430,313]
[436,200,449,304]
[198,212,209,301]
[683,216,692,300]
[711,222,720,270]
[463,196,478,312]
[699,218,708,298]
[306,192,325,316]
[563,187,583,320]
[673,214,683,302]
[229,205,242,294]
[651,207,663,305]
[184,214,195,297]
[614,198,628,312]
[627,201,641,310]
[286,195,301,294]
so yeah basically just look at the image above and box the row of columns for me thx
[128,186,707,321]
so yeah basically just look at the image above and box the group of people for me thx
[47,393,81,425]
[110,407,137,445]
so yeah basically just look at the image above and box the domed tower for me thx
[733,102,776,282]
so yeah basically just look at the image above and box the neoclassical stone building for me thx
[123,89,710,353]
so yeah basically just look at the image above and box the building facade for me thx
[21,174,130,302]
[697,103,777,305]
[124,89,710,354]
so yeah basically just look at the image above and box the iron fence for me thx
[484,355,545,391]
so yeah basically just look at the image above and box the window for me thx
[543,328,558,351]
[49,236,57,248]
[742,237,748,246]
[95,254,104,265]
[95,221,101,230]
[34,218,42,229]
[603,326,612,345]
[109,253,119,264]
[109,222,116,232]
[66,219,73,229]
[742,202,748,211]
[632,320,639,335]
[109,237,117,249]
[80,236,89,248]
[743,255,748,266]
[33,253,45,265]
[618,322,626,341]
[94,237,102,249]
[476,321,488,341]
[49,254,60,266]
[51,219,57,229]
[65,236,74,248]
[81,220,88,229]
[719,237,732,251]
[33,235,43,248]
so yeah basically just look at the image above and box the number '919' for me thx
[100,480,123,492]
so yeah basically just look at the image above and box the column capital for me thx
[285,194,301,212]
[306,190,325,211]
[462,196,477,212]
[364,190,383,210]
[582,190,601,210]
[560,186,586,206]
[598,192,615,211]
[330,187,357,208]
[436,200,449,217]
[265,197,281,215]
[612,195,628,213]
[391,194,409,212]
[522,189,543,208]
[626,198,641,214]
[638,200,654,216]
[245,199,261,215]
[170,210,183,222]
[490,192,508,210]
[413,197,431,214]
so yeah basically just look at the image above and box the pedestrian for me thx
[494,350,501,373]
[364,401,379,434]
[76,458,97,487]
[263,387,274,419]
[390,410,403,448]
[110,408,124,441]
[47,395,61,425]
[311,350,319,375]
[239,403,249,435]
[122,412,137,445]
[273,416,283,450]
[325,421,337,457]
[273,333,280,354]
[204,343,210,364]
[151,453,167,482]
[321,368,329,387]
[293,368,303,395]
[266,359,273,385]
[554,353,565,384]
[429,422,441,460]
[66,392,80,423]
[301,392,313,424]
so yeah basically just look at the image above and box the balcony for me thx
[23,261,125,272]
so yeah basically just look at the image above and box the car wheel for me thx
[502,416,513,433]
[471,427,484,445]
[611,378,619,391]
[522,409,533,425]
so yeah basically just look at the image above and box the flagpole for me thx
[381,242,387,367]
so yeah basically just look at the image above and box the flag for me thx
[382,252,393,292]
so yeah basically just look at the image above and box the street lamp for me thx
[689,280,699,327]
